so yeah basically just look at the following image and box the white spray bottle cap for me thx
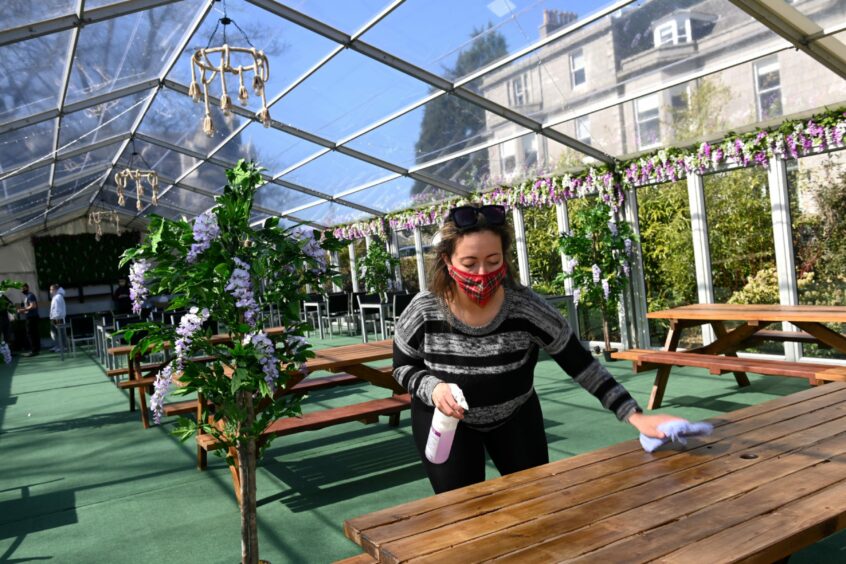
[448,383,469,411]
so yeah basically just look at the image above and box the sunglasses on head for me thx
[447,205,507,230]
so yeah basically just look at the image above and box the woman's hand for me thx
[432,383,465,420]
[627,412,687,438]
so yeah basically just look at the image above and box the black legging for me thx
[411,390,549,494]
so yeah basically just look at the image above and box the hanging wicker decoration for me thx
[114,142,159,210]
[88,210,121,242]
[188,10,271,136]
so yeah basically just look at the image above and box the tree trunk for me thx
[237,390,259,564]
[602,309,612,354]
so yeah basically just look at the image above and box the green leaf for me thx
[230,367,247,394]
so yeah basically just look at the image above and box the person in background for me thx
[49,284,67,353]
[0,290,13,346]
[16,283,40,357]
[393,204,685,494]
[113,277,132,314]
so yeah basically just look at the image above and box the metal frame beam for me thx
[1,164,111,211]
[730,0,846,80]
[0,0,182,47]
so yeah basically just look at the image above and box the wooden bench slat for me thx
[816,366,846,382]
[197,394,411,451]
[106,362,162,377]
[117,376,156,389]
[162,400,198,416]
[333,553,377,564]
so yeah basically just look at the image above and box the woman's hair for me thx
[427,216,519,302]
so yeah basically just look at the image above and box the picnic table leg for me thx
[197,392,207,470]
[128,357,137,413]
[648,366,672,410]
[711,321,751,388]
[135,356,150,429]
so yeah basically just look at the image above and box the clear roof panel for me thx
[58,90,152,150]
[139,87,246,156]
[285,0,391,33]
[2,1,75,30]
[279,150,395,196]
[0,31,70,123]
[794,0,846,28]
[54,141,121,185]
[0,119,55,172]
[157,186,215,216]
[216,120,324,176]
[165,0,340,116]
[1,210,44,234]
[359,1,614,81]
[65,0,205,105]
[0,167,52,200]
[272,48,431,140]
[52,170,109,200]
[345,94,531,169]
[3,188,49,217]
[342,176,453,214]
[288,201,368,227]
[117,138,202,184]
[181,161,230,193]
[254,183,323,215]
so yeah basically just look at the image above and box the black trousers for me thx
[26,317,40,353]
[411,391,549,494]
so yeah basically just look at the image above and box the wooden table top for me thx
[647,303,846,323]
[305,339,393,373]
[345,382,846,563]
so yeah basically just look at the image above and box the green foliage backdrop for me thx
[32,232,140,290]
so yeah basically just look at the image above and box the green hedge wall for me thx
[32,232,140,290]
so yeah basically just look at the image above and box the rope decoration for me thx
[88,210,122,242]
[115,169,159,210]
[189,44,271,136]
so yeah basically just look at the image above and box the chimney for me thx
[539,9,578,38]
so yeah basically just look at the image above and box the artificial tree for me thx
[120,160,343,564]
[358,238,400,300]
[556,199,636,358]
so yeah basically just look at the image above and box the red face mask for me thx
[447,262,507,306]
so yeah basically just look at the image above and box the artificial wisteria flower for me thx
[573,287,581,307]
[608,220,618,236]
[592,264,601,284]
[622,261,631,278]
[149,307,210,424]
[624,238,633,255]
[0,342,11,364]
[297,231,326,273]
[187,210,220,263]
[225,258,260,327]
[129,259,151,315]
[602,279,610,300]
[244,331,280,392]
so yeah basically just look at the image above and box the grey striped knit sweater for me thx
[392,286,640,429]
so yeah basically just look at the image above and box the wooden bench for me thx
[816,366,846,382]
[612,348,838,409]
[333,553,376,564]
[106,362,163,379]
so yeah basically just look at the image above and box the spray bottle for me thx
[425,383,469,464]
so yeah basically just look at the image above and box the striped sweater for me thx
[392,286,640,429]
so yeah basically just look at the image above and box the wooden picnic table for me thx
[614,304,846,409]
[344,382,846,563]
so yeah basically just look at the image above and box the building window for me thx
[669,84,689,111]
[501,140,517,174]
[636,94,661,149]
[755,56,783,120]
[575,115,591,144]
[570,49,585,88]
[654,18,691,46]
[521,134,537,168]
[508,74,531,107]
[656,22,675,46]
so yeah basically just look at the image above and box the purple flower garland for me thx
[129,259,151,315]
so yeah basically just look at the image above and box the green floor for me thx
[1,336,844,563]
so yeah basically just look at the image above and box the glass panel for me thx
[547,108,615,170]
[345,94,531,169]
[255,183,320,215]
[704,167,779,354]
[288,0,390,33]
[166,0,339,115]
[273,48,430,140]
[788,151,846,361]
[1,210,44,234]
[59,90,151,150]
[289,201,372,227]
[0,119,56,172]
[66,0,205,104]
[2,188,49,216]
[343,176,452,215]
[0,167,51,200]
[361,1,612,81]
[396,228,419,292]
[636,181,698,348]
[216,120,324,176]
[522,205,561,292]
[792,0,846,28]
[146,206,184,221]
[116,139,201,183]
[181,161,229,193]
[157,186,215,216]
[350,238,367,289]
[0,31,70,123]
[2,0,74,30]
[54,141,122,185]
[139,87,245,155]
[280,150,393,196]
[52,170,108,200]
